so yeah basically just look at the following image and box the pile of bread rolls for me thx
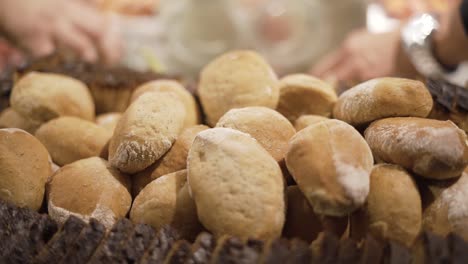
[1,50,467,255]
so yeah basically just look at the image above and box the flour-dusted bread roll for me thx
[0,128,50,211]
[285,119,373,216]
[276,74,337,123]
[365,117,468,179]
[133,125,209,196]
[198,50,279,126]
[422,169,468,240]
[96,112,122,134]
[130,80,200,128]
[108,92,186,174]
[130,170,202,240]
[333,78,433,126]
[35,117,112,166]
[294,115,329,131]
[47,157,131,229]
[188,128,285,239]
[216,107,296,162]
[10,72,95,122]
[0,107,41,133]
[350,164,422,247]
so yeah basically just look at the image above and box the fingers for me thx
[24,34,55,58]
[53,21,98,62]
[98,14,122,65]
[310,48,346,77]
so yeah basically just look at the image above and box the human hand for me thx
[0,0,121,64]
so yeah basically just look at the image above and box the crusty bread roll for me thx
[198,50,279,126]
[350,164,422,247]
[96,112,122,134]
[108,92,186,174]
[285,119,373,216]
[333,78,433,126]
[422,169,468,240]
[294,115,329,131]
[276,74,337,123]
[35,117,112,166]
[130,170,202,240]
[0,128,51,211]
[365,117,468,179]
[216,107,296,162]
[187,128,285,239]
[132,125,209,196]
[0,107,41,134]
[47,157,132,229]
[10,72,95,122]
[130,80,200,128]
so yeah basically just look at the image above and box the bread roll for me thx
[216,107,296,161]
[276,74,337,123]
[350,164,422,247]
[0,128,50,210]
[130,80,200,127]
[365,117,468,179]
[108,92,186,174]
[10,72,95,122]
[198,50,279,126]
[132,125,209,196]
[130,170,202,240]
[35,117,112,166]
[285,119,373,216]
[0,107,41,133]
[47,157,131,229]
[333,78,433,126]
[96,112,122,134]
[294,115,329,131]
[187,128,285,239]
[422,169,468,240]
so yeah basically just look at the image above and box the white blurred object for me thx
[366,3,401,33]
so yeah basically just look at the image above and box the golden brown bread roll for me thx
[132,125,209,196]
[285,119,373,217]
[47,157,132,229]
[216,106,296,162]
[0,107,41,134]
[108,92,186,174]
[350,164,422,248]
[35,117,112,166]
[198,50,279,126]
[0,128,51,211]
[130,80,200,128]
[130,170,202,240]
[276,74,337,123]
[187,128,285,240]
[333,78,433,126]
[10,72,95,122]
[95,112,122,134]
[365,117,468,179]
[294,115,329,131]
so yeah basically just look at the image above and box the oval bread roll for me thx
[294,115,329,131]
[96,112,122,134]
[187,128,285,239]
[285,119,373,216]
[365,117,468,179]
[333,78,433,126]
[130,170,202,240]
[10,72,95,122]
[351,164,422,247]
[198,50,279,126]
[216,107,296,161]
[35,117,112,166]
[133,125,209,196]
[108,92,186,174]
[130,80,200,128]
[0,128,51,211]
[47,157,132,229]
[0,107,42,134]
[276,74,337,122]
